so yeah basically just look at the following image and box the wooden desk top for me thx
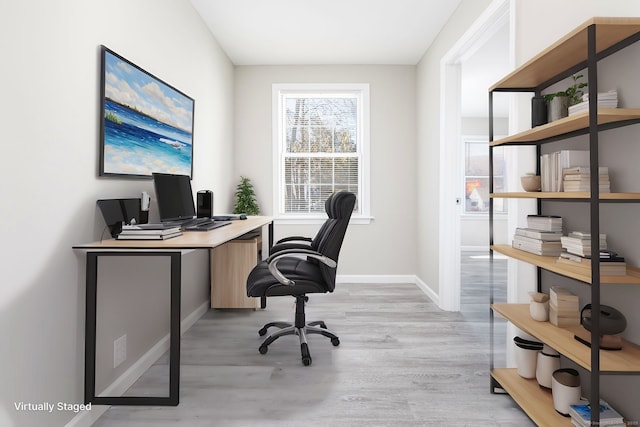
[73,216,273,250]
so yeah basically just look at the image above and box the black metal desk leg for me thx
[84,251,181,406]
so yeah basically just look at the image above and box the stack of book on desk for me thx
[549,286,580,327]
[569,399,625,427]
[568,89,619,116]
[562,166,610,192]
[117,224,182,240]
[512,215,563,256]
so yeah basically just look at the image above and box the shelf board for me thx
[490,109,640,146]
[490,191,640,201]
[492,304,640,373]
[491,369,572,427]
[490,17,640,91]
[491,244,640,285]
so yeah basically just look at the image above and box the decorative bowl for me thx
[521,175,541,192]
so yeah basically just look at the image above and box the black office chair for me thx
[246,191,356,365]
[268,192,338,255]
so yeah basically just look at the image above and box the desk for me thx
[73,216,273,406]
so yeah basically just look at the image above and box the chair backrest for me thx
[313,191,356,290]
[310,192,339,250]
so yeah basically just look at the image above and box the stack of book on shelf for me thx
[560,231,607,257]
[549,286,580,327]
[568,89,619,116]
[117,224,182,240]
[569,399,625,427]
[540,149,589,192]
[562,166,611,192]
[558,249,627,276]
[512,215,563,256]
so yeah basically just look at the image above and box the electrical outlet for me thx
[114,334,127,368]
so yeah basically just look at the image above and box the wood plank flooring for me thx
[93,251,534,426]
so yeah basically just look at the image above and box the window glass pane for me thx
[464,140,507,214]
[281,91,361,214]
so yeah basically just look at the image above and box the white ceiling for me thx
[189,0,509,118]
[190,0,463,65]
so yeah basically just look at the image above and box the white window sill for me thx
[274,216,373,225]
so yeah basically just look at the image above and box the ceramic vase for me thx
[552,368,581,416]
[548,96,569,122]
[535,345,560,388]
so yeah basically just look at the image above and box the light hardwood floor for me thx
[94,251,534,426]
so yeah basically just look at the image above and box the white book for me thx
[557,150,590,191]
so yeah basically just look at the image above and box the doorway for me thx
[438,0,511,311]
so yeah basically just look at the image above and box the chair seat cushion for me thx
[246,258,330,297]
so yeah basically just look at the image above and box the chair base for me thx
[256,296,339,365]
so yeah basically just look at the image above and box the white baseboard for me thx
[66,301,209,427]
[461,245,489,252]
[336,274,416,284]
[336,274,439,306]
[414,275,440,306]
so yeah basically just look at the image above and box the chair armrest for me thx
[276,236,313,244]
[269,242,312,256]
[266,249,337,286]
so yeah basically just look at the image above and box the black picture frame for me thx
[99,45,194,178]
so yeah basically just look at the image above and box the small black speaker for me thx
[197,190,213,218]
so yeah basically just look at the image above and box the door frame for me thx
[438,0,511,311]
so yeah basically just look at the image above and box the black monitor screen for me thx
[153,172,196,221]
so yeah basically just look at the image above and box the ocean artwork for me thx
[100,47,194,177]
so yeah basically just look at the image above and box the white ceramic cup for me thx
[514,343,539,379]
[530,300,549,321]
[551,368,581,415]
[536,348,560,388]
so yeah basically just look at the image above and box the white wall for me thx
[415,0,493,295]
[0,1,234,426]
[234,65,418,276]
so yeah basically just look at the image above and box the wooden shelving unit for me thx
[493,304,640,373]
[489,17,640,91]
[488,17,640,427]
[491,191,640,200]
[490,109,640,146]
[491,369,573,427]
[491,244,640,285]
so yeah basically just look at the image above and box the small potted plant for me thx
[544,74,587,122]
[233,176,260,215]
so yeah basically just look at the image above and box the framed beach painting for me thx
[99,46,194,178]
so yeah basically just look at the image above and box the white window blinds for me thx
[273,84,370,220]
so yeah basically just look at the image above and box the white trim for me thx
[65,301,209,427]
[461,245,490,252]
[336,275,441,308]
[439,0,511,313]
[271,83,371,221]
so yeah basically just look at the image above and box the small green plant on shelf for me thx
[543,74,588,106]
[233,176,260,215]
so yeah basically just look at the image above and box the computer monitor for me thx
[153,172,196,222]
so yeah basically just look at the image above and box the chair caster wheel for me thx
[301,343,312,366]
[259,345,268,354]
[258,327,268,336]
[331,338,340,346]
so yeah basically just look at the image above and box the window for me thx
[273,84,370,223]
[463,139,507,214]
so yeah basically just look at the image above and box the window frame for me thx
[272,83,371,224]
